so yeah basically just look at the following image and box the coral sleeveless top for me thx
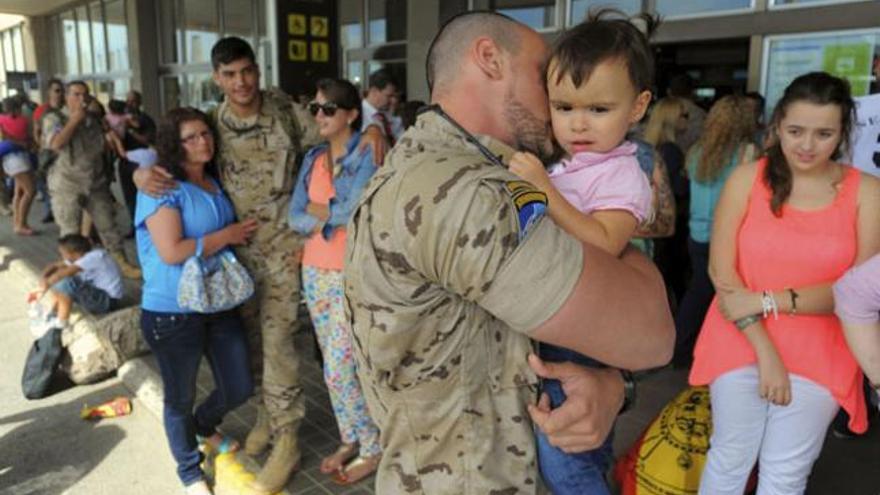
[690,159,866,432]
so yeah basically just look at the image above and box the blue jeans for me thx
[141,308,253,486]
[52,276,120,314]
[537,343,614,495]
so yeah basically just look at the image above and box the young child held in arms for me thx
[508,11,657,495]
[31,234,124,329]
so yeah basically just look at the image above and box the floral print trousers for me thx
[302,265,381,456]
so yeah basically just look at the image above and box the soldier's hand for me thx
[526,354,624,453]
[508,152,551,192]
[224,218,259,245]
[361,124,388,166]
[133,165,177,198]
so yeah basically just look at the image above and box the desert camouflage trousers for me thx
[48,175,123,253]
[236,244,305,434]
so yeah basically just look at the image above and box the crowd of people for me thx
[6,7,880,495]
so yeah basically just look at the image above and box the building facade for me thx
[1,0,878,116]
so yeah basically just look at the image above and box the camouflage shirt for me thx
[42,109,108,191]
[214,89,307,253]
[345,111,584,494]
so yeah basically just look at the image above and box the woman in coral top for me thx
[690,72,880,495]
[288,77,380,485]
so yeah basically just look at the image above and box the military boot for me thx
[110,250,142,279]
[244,406,271,457]
[249,427,300,494]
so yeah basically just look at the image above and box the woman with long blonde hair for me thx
[643,97,690,302]
[673,95,757,366]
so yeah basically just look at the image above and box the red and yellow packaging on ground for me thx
[80,397,132,420]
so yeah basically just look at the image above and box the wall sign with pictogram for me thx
[276,0,339,97]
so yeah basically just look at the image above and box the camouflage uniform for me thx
[344,111,584,494]
[42,110,123,252]
[213,89,309,434]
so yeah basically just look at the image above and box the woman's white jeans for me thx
[700,366,839,495]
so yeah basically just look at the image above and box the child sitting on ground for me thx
[31,234,124,329]
[507,10,657,495]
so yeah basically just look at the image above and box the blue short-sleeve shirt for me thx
[135,179,236,312]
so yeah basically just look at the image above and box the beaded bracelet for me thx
[735,314,762,330]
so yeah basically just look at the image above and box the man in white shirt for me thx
[361,69,401,143]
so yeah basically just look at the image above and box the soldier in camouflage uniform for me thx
[344,13,675,494]
[136,37,384,494]
[43,81,141,278]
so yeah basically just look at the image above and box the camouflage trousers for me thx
[237,246,305,433]
[48,178,123,253]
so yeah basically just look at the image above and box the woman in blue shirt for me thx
[135,107,256,495]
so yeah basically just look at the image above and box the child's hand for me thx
[756,346,791,406]
[509,152,551,192]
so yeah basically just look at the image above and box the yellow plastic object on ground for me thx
[80,397,132,420]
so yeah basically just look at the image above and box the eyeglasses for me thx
[181,130,212,145]
[308,101,341,117]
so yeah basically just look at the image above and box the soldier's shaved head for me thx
[426,11,523,96]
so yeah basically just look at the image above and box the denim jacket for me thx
[288,133,377,240]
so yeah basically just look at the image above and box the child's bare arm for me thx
[509,151,637,256]
[43,264,82,289]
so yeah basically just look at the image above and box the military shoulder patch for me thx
[504,180,547,241]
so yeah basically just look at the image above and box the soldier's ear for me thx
[471,36,504,82]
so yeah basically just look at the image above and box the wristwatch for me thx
[619,369,636,414]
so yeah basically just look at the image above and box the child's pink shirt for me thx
[548,141,652,222]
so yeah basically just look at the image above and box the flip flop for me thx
[320,443,358,474]
[331,454,381,486]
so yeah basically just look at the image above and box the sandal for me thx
[320,443,358,474]
[331,454,381,486]
[197,432,240,455]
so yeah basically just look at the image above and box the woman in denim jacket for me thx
[288,78,380,486]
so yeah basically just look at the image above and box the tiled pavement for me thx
[2,190,878,494]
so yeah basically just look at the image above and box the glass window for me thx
[76,6,94,74]
[369,0,406,45]
[569,0,640,24]
[763,30,880,114]
[347,60,364,88]
[184,0,220,63]
[2,31,13,72]
[105,0,129,71]
[90,2,107,73]
[61,10,80,74]
[340,0,364,50]
[224,0,254,41]
[186,72,222,111]
[11,27,24,71]
[771,0,866,5]
[162,75,182,111]
[655,0,752,17]
[492,0,556,30]
[0,33,14,76]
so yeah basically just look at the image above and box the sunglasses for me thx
[308,101,348,117]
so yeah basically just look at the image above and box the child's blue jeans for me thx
[537,343,615,495]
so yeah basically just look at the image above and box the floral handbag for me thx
[177,248,254,313]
